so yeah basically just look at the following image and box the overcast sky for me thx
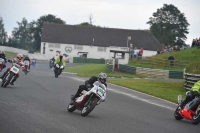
[0,0,200,44]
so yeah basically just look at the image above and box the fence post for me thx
[183,68,186,79]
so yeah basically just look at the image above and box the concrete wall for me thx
[0,46,48,60]
[0,46,29,55]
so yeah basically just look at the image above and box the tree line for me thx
[0,4,190,52]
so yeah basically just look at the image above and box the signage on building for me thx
[65,45,72,53]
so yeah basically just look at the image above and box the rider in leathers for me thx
[0,54,24,85]
[71,72,107,100]
[0,51,7,69]
[179,80,200,109]
[54,54,66,73]
[23,55,31,71]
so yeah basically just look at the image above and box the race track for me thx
[0,62,199,133]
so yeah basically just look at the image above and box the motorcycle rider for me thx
[179,80,200,109]
[54,54,65,71]
[0,51,7,69]
[50,57,55,67]
[71,72,107,100]
[23,55,31,71]
[0,54,24,85]
[32,58,36,67]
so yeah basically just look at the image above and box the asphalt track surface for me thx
[0,62,199,133]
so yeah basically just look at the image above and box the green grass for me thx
[128,48,200,72]
[64,63,186,103]
[5,51,18,59]
[108,80,186,103]
[63,64,145,78]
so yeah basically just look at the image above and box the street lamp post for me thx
[127,36,131,60]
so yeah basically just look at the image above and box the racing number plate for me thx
[97,87,105,97]
[10,66,19,74]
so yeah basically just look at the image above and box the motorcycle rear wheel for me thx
[192,108,200,125]
[81,99,97,116]
[174,106,184,120]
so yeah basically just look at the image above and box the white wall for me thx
[0,46,29,55]
[41,42,157,64]
[0,46,48,60]
[143,50,157,57]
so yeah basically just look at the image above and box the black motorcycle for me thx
[49,59,54,68]
[54,63,64,78]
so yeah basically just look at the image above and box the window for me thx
[98,47,106,52]
[48,43,60,48]
[49,43,54,48]
[74,45,83,50]
[55,44,60,48]
[116,53,125,59]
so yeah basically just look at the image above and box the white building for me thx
[41,23,162,64]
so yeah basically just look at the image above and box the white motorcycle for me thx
[54,63,64,78]
[68,81,107,116]
[23,60,29,74]
[1,63,20,87]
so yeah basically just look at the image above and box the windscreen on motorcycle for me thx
[93,81,106,91]
[0,58,5,63]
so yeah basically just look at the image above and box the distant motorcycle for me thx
[174,94,200,125]
[54,63,64,78]
[23,60,29,74]
[49,59,54,68]
[67,81,107,116]
[1,63,20,87]
[0,58,5,72]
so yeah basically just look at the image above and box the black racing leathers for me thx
[73,76,107,99]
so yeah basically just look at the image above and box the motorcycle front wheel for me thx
[2,72,14,87]
[81,98,97,116]
[174,106,184,120]
[192,108,200,125]
[67,101,76,112]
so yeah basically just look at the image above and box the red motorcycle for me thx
[0,58,5,72]
[174,94,200,125]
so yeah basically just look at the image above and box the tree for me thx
[11,18,32,49]
[32,14,66,51]
[147,4,190,46]
[77,22,94,27]
[0,17,7,46]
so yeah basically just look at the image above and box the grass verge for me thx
[64,63,186,103]
[63,64,145,78]
[5,51,18,59]
[108,80,186,103]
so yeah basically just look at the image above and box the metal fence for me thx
[137,57,189,68]
[184,73,200,90]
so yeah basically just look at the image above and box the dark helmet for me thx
[98,72,107,84]
[59,54,63,58]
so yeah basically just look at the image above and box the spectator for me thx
[168,55,175,66]
[130,49,134,59]
[133,47,139,59]
[157,49,160,54]
[138,48,143,59]
[192,39,196,47]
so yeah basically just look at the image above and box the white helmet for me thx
[98,72,107,83]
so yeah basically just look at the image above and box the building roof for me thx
[41,22,163,51]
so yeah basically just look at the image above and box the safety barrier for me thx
[184,73,200,90]
[106,64,184,79]
[73,57,105,64]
